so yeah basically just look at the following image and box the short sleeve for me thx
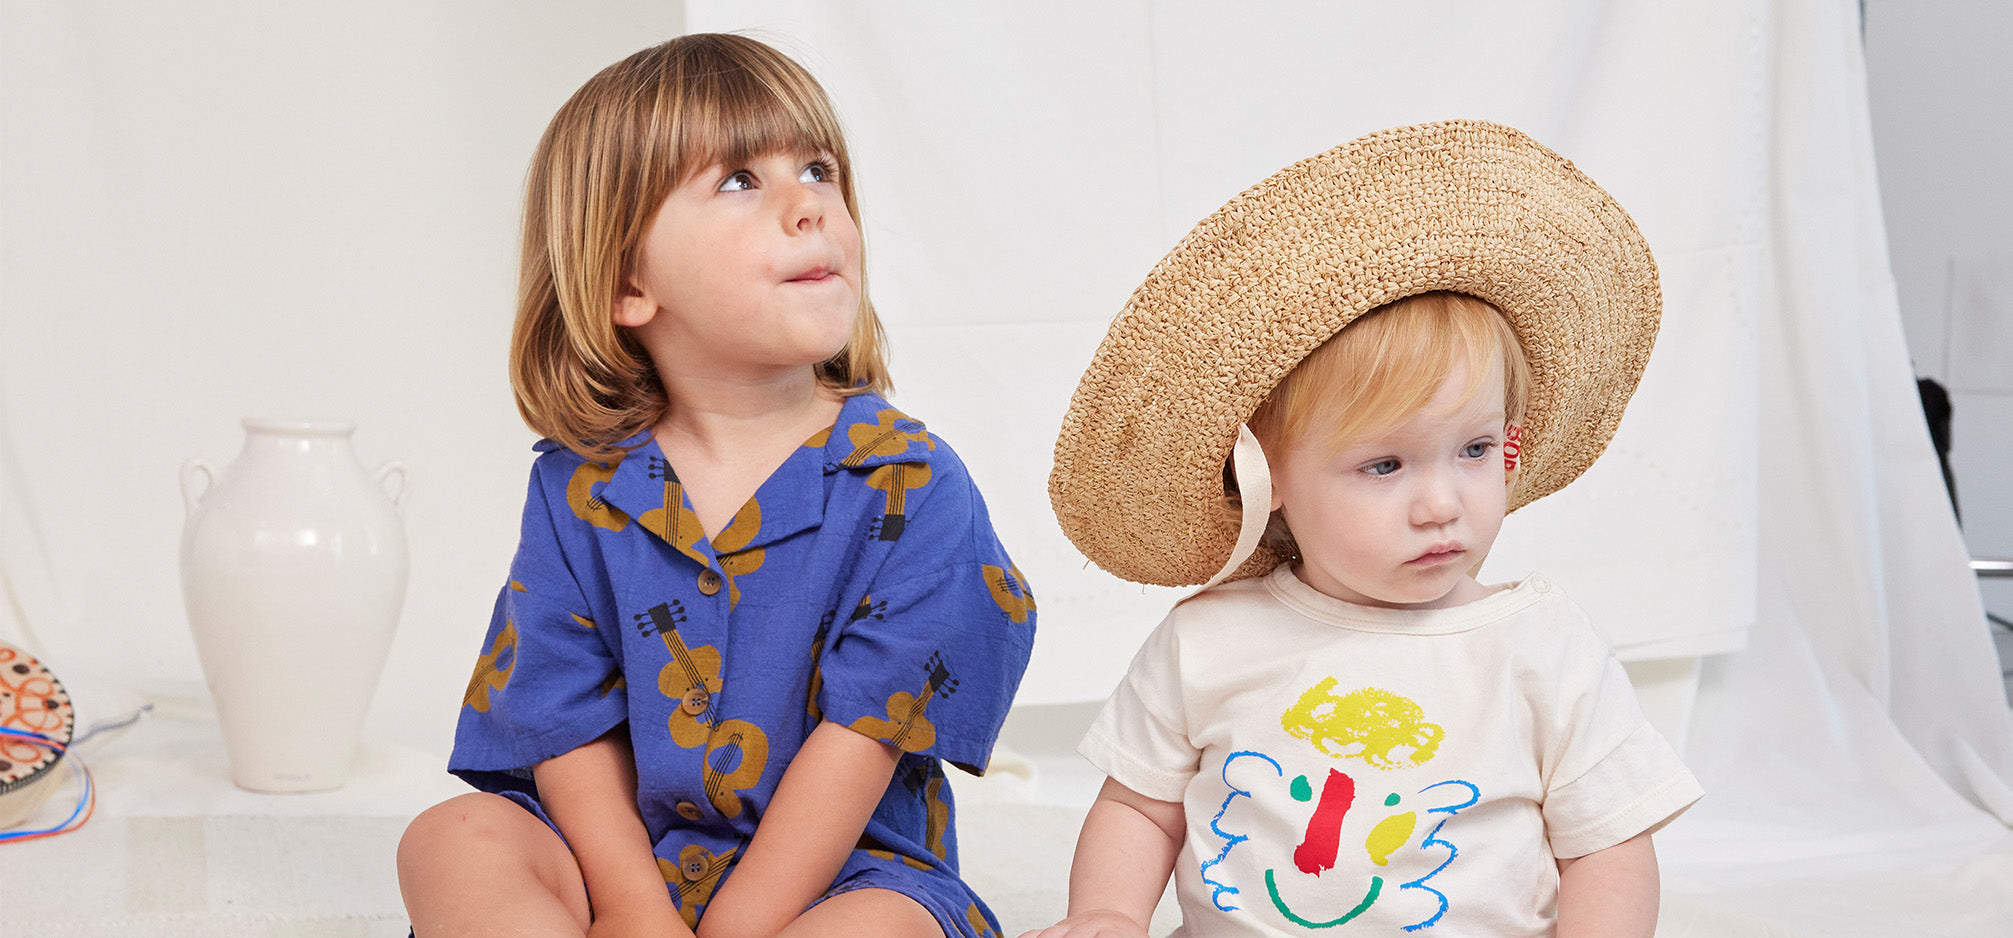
[817,453,1034,775]
[1078,613,1200,803]
[449,462,628,792]
[1542,646,1703,858]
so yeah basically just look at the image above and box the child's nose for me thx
[1411,471,1462,525]
[784,184,824,233]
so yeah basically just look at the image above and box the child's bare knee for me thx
[398,793,521,868]
[777,889,942,938]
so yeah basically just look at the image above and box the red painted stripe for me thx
[1292,769,1356,875]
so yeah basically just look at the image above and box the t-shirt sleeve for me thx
[448,461,628,794]
[816,452,1035,776]
[1078,612,1200,804]
[1542,631,1704,859]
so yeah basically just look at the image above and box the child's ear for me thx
[611,276,656,328]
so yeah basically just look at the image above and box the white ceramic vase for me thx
[179,419,408,793]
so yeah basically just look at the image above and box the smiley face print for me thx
[1199,683,1479,932]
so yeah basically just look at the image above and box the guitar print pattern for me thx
[848,651,961,754]
[659,843,736,930]
[640,600,723,748]
[461,620,515,713]
[699,718,770,819]
[808,597,885,720]
[448,393,1035,936]
[982,565,1035,625]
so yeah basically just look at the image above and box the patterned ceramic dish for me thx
[0,640,76,829]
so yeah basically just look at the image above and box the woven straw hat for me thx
[1049,119,1660,587]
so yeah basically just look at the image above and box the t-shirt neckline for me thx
[1261,563,1550,634]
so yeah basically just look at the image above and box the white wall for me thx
[0,2,684,754]
[1864,0,2013,620]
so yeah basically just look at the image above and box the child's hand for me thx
[1015,909,1151,938]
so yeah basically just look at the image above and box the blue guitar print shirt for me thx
[449,392,1035,936]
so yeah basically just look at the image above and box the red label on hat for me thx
[1504,424,1522,475]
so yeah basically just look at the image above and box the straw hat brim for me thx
[1049,119,1661,587]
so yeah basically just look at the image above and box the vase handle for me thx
[374,461,410,513]
[180,459,216,517]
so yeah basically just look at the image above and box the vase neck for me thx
[240,418,358,456]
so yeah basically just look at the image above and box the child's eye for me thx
[718,170,757,192]
[1361,459,1400,477]
[1462,441,1493,459]
[800,159,838,184]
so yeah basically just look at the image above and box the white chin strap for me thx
[1198,424,1273,592]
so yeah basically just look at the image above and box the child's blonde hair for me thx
[1242,291,1531,551]
[510,33,891,459]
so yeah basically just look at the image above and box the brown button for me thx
[697,570,722,595]
[681,857,707,881]
[676,800,704,821]
[680,687,710,716]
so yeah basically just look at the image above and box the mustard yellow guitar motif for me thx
[659,843,736,929]
[866,462,932,541]
[566,460,628,531]
[848,651,960,753]
[806,611,835,719]
[966,903,1002,938]
[983,564,1036,624]
[900,762,954,862]
[638,601,723,748]
[806,596,885,719]
[924,772,950,861]
[861,844,933,872]
[701,718,771,819]
[712,498,766,608]
[636,457,712,568]
[840,409,935,467]
[462,621,516,713]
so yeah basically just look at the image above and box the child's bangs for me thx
[664,44,850,184]
[1268,292,1526,457]
[1298,323,1463,455]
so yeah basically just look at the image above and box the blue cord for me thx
[0,726,95,843]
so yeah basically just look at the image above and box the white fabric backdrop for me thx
[690,0,1766,704]
[1648,3,2013,930]
[1667,0,2013,865]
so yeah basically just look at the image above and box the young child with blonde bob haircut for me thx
[1037,121,1701,937]
[397,34,1035,938]
[1245,292,1531,578]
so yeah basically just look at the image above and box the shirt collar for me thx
[577,393,935,560]
[821,392,937,472]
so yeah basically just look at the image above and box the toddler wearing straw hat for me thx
[1029,121,1701,937]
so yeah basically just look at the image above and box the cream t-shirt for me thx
[1080,565,1701,936]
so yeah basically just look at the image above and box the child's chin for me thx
[1378,575,1476,609]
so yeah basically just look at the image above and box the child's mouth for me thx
[1409,546,1465,566]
